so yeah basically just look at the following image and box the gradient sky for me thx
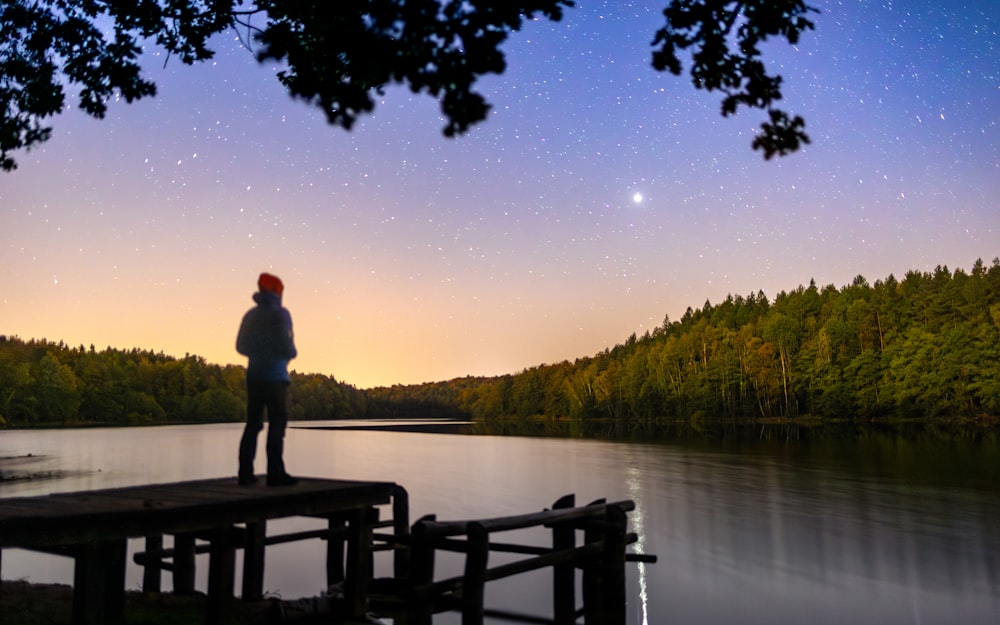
[3,1,998,389]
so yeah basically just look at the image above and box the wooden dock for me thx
[0,476,399,625]
[2,479,653,625]
[372,494,655,625]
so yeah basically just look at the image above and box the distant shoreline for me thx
[294,421,474,435]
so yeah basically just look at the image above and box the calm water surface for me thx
[1,422,997,625]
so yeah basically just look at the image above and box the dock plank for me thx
[1,476,398,625]
[0,477,396,549]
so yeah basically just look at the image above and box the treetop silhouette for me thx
[1,1,817,171]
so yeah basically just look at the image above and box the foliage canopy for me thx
[3,260,998,428]
[367,259,1000,424]
[0,0,818,171]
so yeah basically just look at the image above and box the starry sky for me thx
[2,1,998,389]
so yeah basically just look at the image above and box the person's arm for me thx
[236,312,253,356]
[281,309,298,360]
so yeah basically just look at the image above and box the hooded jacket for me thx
[236,290,297,383]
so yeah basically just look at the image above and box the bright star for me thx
[633,192,643,204]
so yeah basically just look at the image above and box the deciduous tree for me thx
[1,1,817,170]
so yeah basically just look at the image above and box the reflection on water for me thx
[1,422,998,625]
[634,446,998,625]
[626,466,650,625]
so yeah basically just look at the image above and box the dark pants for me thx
[239,381,289,479]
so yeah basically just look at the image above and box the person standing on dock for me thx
[236,272,299,486]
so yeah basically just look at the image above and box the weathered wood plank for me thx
[1,477,399,625]
[0,477,396,549]
[413,498,635,538]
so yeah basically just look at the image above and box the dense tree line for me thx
[2,1,816,170]
[3,260,998,428]
[367,260,1000,424]
[0,340,366,427]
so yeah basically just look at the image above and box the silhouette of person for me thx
[236,272,298,486]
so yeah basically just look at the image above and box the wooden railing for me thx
[130,483,410,623]
[371,494,655,625]
[126,487,653,625]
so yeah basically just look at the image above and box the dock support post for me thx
[551,494,577,625]
[206,527,237,625]
[407,515,437,625]
[242,521,267,601]
[141,535,163,593]
[344,506,378,619]
[392,485,411,579]
[73,539,127,625]
[462,522,489,625]
[604,505,628,625]
[326,513,347,588]
[582,505,628,625]
[172,533,197,595]
[582,520,602,624]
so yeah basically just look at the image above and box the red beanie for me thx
[258,272,284,296]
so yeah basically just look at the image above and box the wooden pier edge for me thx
[369,493,655,625]
[2,480,653,625]
[0,476,399,625]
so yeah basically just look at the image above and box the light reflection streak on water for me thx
[627,465,649,625]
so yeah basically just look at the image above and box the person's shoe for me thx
[267,473,298,487]
[238,474,259,486]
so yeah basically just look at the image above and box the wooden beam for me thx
[242,521,267,601]
[551,494,576,625]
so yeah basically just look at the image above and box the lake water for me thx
[1,421,998,625]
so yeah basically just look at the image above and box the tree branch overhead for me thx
[0,0,817,171]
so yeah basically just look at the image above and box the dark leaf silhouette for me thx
[1,0,817,171]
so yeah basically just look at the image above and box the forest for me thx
[0,341,367,427]
[365,259,1000,425]
[2,259,998,429]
